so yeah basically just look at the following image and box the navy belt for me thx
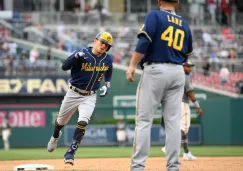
[70,86,95,96]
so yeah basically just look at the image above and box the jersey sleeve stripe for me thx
[138,31,152,43]
[185,51,193,56]
[85,52,97,91]
[89,54,107,91]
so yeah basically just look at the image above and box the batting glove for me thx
[74,52,88,62]
[99,83,110,97]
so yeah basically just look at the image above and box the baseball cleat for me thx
[161,146,166,154]
[47,131,62,152]
[64,141,78,166]
[183,152,197,160]
[64,158,74,165]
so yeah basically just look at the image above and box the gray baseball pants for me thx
[130,63,185,171]
[56,89,97,125]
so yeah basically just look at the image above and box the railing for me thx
[31,11,135,27]
[0,59,68,76]
[7,37,70,60]
[0,19,23,39]
[27,10,243,27]
[23,26,57,46]
[2,37,70,76]
[190,58,243,73]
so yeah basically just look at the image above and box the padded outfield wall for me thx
[0,67,242,148]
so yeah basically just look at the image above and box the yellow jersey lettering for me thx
[167,15,182,27]
[81,63,109,71]
[175,18,179,25]
[179,20,182,26]
[171,16,175,23]
[81,63,88,71]
[167,15,171,22]
[161,26,185,51]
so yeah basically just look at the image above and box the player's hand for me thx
[99,83,110,97]
[196,107,203,116]
[126,66,135,82]
[74,52,84,58]
[74,52,88,62]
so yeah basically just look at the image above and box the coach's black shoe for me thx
[64,141,79,165]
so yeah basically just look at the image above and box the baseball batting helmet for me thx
[95,32,113,51]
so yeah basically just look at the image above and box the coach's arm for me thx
[187,91,203,116]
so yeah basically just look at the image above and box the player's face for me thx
[93,39,109,56]
[183,65,192,75]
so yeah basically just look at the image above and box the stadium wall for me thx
[0,69,243,148]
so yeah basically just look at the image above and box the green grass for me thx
[0,146,242,161]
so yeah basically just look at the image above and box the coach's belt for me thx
[70,86,95,96]
[145,61,181,66]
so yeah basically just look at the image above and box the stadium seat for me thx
[192,73,243,93]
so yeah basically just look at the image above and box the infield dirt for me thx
[0,157,242,171]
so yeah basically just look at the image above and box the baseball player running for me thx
[126,0,193,170]
[47,31,113,165]
[161,60,203,160]
[1,114,11,150]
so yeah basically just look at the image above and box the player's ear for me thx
[94,38,98,45]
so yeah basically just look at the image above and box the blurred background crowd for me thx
[0,0,243,94]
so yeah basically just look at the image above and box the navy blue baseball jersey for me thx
[62,47,113,91]
[138,10,193,64]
